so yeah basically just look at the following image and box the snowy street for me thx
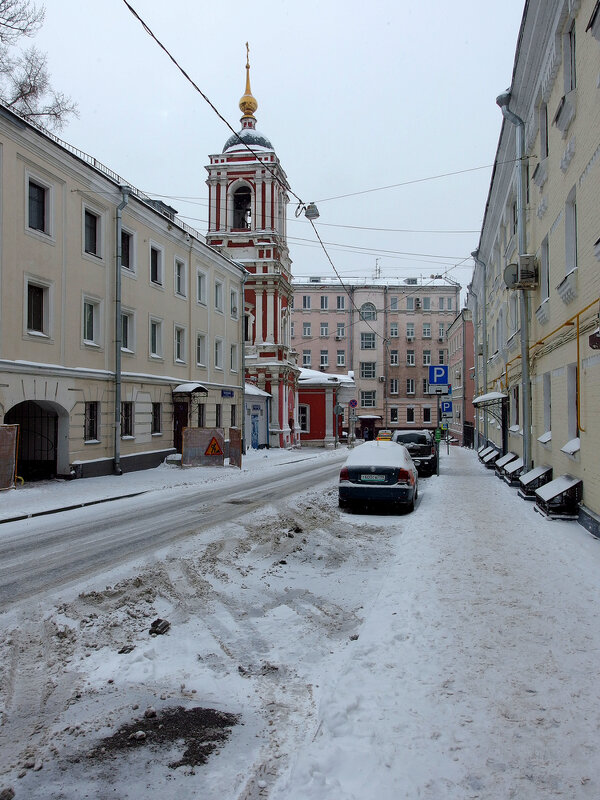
[1,445,599,799]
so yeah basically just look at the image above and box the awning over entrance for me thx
[172,383,209,394]
[472,391,507,406]
[357,414,382,419]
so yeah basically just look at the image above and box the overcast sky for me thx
[36,0,525,294]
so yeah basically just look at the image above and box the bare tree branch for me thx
[0,0,44,44]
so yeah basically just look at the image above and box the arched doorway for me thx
[4,400,69,481]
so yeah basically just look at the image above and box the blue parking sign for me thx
[441,400,453,414]
[428,365,449,385]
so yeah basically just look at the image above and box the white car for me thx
[338,440,418,511]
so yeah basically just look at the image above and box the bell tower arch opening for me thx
[232,185,252,230]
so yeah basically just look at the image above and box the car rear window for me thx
[395,433,429,444]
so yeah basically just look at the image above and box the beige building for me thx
[291,276,460,437]
[470,0,600,533]
[0,104,245,479]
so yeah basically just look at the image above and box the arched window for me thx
[360,302,377,321]
[233,186,252,229]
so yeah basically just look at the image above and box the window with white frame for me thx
[303,322,311,337]
[360,302,376,321]
[541,236,550,302]
[390,378,398,394]
[390,407,398,423]
[290,322,294,338]
[543,372,552,434]
[361,332,376,349]
[150,317,163,358]
[565,187,577,272]
[120,401,134,437]
[320,350,328,368]
[337,295,345,310]
[174,325,186,363]
[540,102,549,160]
[337,349,345,367]
[320,295,329,310]
[447,296,453,311]
[27,177,52,235]
[299,404,309,432]
[121,228,135,271]
[423,350,431,366]
[390,322,398,337]
[150,243,163,285]
[423,297,431,311]
[320,321,329,337]
[25,278,52,337]
[438,323,445,339]
[336,322,345,338]
[406,296,414,311]
[230,343,238,372]
[511,385,520,427]
[438,297,444,310]
[406,350,415,366]
[422,378,428,393]
[85,401,99,442]
[121,310,135,353]
[174,258,187,297]
[423,323,431,338]
[197,269,207,304]
[389,296,398,311]
[82,297,101,346]
[564,20,576,93]
[230,289,239,318]
[423,406,432,424]
[438,350,445,364]
[406,406,415,423]
[390,349,398,366]
[302,295,311,309]
[214,279,224,312]
[406,323,415,338]
[360,362,376,379]
[196,332,207,366]
[360,390,376,408]
[152,402,162,434]
[84,207,102,257]
[302,349,311,366]
[214,337,224,369]
[567,362,578,440]
[406,378,415,394]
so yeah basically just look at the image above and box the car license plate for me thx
[360,474,385,482]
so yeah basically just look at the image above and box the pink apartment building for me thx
[446,308,475,446]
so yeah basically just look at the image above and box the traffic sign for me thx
[429,365,449,385]
[349,399,358,408]
[441,400,453,415]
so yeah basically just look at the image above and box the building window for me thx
[121,401,133,437]
[438,324,445,339]
[215,338,224,369]
[290,322,295,338]
[406,323,415,339]
[230,343,238,372]
[406,406,415,423]
[320,350,328,368]
[84,208,101,256]
[121,311,134,353]
[150,244,163,285]
[233,186,251,228]
[511,385,520,427]
[540,102,549,160]
[230,289,239,318]
[438,350,445,364]
[174,325,186,363]
[423,297,431,311]
[423,350,431,366]
[360,391,376,408]
[390,322,398,338]
[390,407,398,423]
[320,322,329,337]
[564,21,576,93]
[422,378,428,394]
[423,323,431,339]
[543,372,552,434]
[215,280,224,312]
[231,404,237,428]
[152,402,162,434]
[320,295,329,310]
[197,403,206,427]
[303,322,311,337]
[337,295,345,310]
[121,229,134,270]
[302,349,311,367]
[390,349,398,366]
[565,187,577,272]
[174,258,187,297]
[361,332,376,350]
[390,378,398,394]
[360,362,376,379]
[337,323,345,338]
[541,236,550,302]
[299,404,309,432]
[337,349,345,367]
[84,401,99,442]
[389,296,398,311]
[423,406,432,424]
[406,297,414,311]
[215,403,222,428]
[197,270,207,304]
[150,318,163,358]
[447,297,453,311]
[360,302,376,321]
[438,297,444,311]
[406,378,415,395]
[83,298,101,346]
[302,295,311,310]
[567,362,578,439]
[26,281,50,335]
[406,350,415,366]
[196,332,207,366]
[28,179,50,234]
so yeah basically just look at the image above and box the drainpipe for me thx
[496,90,531,469]
[241,268,247,453]
[114,186,130,475]
[468,285,480,449]
[471,250,488,445]
[461,310,467,445]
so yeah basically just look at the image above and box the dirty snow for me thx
[1,445,599,799]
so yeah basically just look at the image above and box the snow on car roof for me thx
[343,440,412,468]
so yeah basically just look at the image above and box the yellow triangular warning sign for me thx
[205,437,224,456]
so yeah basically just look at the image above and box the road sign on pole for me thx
[428,365,449,385]
[441,400,453,416]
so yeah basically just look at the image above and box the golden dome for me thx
[239,42,258,119]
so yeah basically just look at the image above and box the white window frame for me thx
[196,268,208,305]
[390,322,398,338]
[83,204,103,259]
[196,332,207,367]
[423,350,431,366]
[406,378,415,395]
[230,342,238,372]
[120,226,136,274]
[215,279,224,312]
[336,323,345,338]
[149,241,164,286]
[214,337,224,370]
[406,297,414,311]
[389,296,399,311]
[390,378,399,395]
[26,171,54,239]
[390,407,399,424]
[303,322,311,337]
[406,350,415,366]
[302,349,311,367]
[320,350,329,368]
[320,321,329,337]
[174,324,187,364]
[121,308,136,354]
[360,361,376,379]
[320,295,329,310]
[299,404,310,433]
[390,349,398,366]
[337,295,345,310]
[360,390,376,408]
[423,297,431,311]
[174,257,187,298]
[230,288,239,319]
[423,323,431,339]
[149,316,163,359]
[565,187,577,273]
[82,295,102,347]
[302,295,311,310]
[361,332,376,350]
[337,349,346,367]
[24,275,53,339]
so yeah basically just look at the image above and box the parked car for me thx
[391,429,437,476]
[376,429,393,440]
[338,440,418,511]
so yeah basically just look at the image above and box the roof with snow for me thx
[298,368,355,386]
[223,128,273,153]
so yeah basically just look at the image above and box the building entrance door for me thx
[173,401,188,454]
[4,400,58,480]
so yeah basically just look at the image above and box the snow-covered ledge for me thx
[594,237,600,262]
[532,158,547,189]
[538,430,552,445]
[556,267,578,305]
[553,90,577,138]
[535,298,550,325]
[561,437,580,456]
[509,425,522,436]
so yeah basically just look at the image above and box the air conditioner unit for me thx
[438,336,444,342]
[504,255,538,289]
[335,336,342,341]
[407,335,414,342]
[415,298,422,308]
[378,376,386,382]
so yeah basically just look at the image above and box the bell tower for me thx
[205,45,299,448]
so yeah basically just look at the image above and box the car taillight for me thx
[396,468,414,485]
[431,445,435,455]
[340,466,349,481]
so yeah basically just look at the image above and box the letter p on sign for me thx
[429,365,448,385]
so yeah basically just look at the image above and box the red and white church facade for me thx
[205,51,300,447]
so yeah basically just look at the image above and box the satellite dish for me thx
[503,263,519,289]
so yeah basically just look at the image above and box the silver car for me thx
[338,440,418,511]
